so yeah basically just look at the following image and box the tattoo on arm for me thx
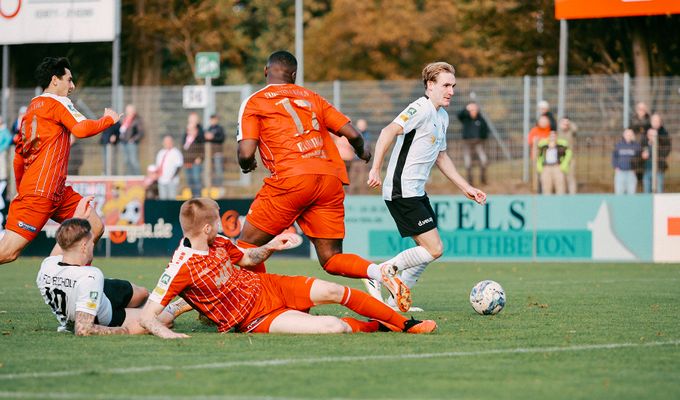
[241,246,275,266]
[74,312,129,336]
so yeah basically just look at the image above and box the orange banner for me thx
[555,0,680,20]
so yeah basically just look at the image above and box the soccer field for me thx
[1,257,679,400]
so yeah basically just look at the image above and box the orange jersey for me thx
[237,83,351,183]
[148,235,263,332]
[15,94,112,201]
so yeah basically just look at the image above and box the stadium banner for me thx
[0,0,115,45]
[344,195,654,262]
[653,194,680,262]
[555,0,680,20]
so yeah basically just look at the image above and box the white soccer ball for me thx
[469,280,506,315]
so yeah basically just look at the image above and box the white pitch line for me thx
[1,339,678,382]
[0,392,330,400]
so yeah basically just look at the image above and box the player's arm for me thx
[74,311,129,336]
[237,139,258,173]
[435,151,486,205]
[58,104,120,139]
[236,233,300,267]
[335,123,370,162]
[139,300,189,339]
[367,123,403,188]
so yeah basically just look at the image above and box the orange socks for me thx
[340,317,379,333]
[340,287,407,329]
[323,253,371,278]
[236,239,266,273]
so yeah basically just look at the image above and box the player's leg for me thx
[127,283,149,308]
[268,310,351,334]
[0,230,30,264]
[0,194,52,264]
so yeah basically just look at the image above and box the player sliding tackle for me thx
[236,51,411,312]
[365,62,487,311]
[139,198,437,338]
[0,57,119,265]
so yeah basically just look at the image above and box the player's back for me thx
[17,94,86,200]
[36,255,105,330]
[238,83,350,183]
[150,236,262,332]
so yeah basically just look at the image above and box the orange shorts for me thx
[238,274,316,333]
[6,186,82,241]
[247,174,345,239]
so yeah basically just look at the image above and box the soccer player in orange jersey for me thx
[0,57,120,265]
[236,51,412,311]
[139,198,436,338]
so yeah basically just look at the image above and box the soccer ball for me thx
[469,280,506,315]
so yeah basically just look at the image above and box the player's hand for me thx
[267,232,303,251]
[464,187,487,205]
[241,159,257,174]
[367,168,382,188]
[74,196,95,219]
[358,146,372,163]
[159,331,190,339]
[104,108,122,124]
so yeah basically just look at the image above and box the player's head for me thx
[422,62,456,108]
[56,218,94,265]
[35,57,74,95]
[180,198,221,244]
[265,51,297,84]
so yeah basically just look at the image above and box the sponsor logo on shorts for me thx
[241,316,266,333]
[18,221,37,232]
[89,291,98,301]
[417,217,433,227]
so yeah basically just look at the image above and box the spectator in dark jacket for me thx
[612,129,641,194]
[641,114,671,193]
[205,114,226,187]
[538,100,557,131]
[182,112,205,198]
[100,121,120,175]
[457,102,489,185]
[119,104,144,175]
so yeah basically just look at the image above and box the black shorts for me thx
[385,195,437,238]
[102,279,133,327]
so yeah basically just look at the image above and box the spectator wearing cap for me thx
[538,100,557,131]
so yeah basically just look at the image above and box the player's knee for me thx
[423,243,443,259]
[321,282,345,303]
[0,246,21,264]
[320,316,350,334]
[129,285,149,308]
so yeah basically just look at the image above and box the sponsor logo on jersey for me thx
[399,114,409,122]
[160,273,171,285]
[406,107,417,116]
[417,217,434,227]
[18,221,37,232]
[430,135,436,144]
[89,291,98,301]
[153,286,166,297]
[86,301,97,309]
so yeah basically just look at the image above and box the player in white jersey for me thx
[37,214,188,335]
[366,62,487,311]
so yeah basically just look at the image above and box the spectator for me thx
[457,102,490,185]
[205,114,226,187]
[630,102,651,139]
[67,135,84,175]
[0,116,12,182]
[8,106,26,199]
[528,115,552,160]
[118,104,144,175]
[612,128,641,195]
[10,106,26,139]
[558,117,578,194]
[182,112,205,198]
[144,165,160,200]
[641,114,671,193]
[356,119,371,148]
[538,100,557,131]
[100,121,120,175]
[155,135,184,200]
[536,131,571,195]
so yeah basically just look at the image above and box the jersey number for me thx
[44,287,67,317]
[275,98,319,136]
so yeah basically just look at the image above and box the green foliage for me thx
[1,257,679,399]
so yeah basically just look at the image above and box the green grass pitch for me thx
[0,257,679,399]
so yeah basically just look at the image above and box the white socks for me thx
[385,246,435,272]
[366,263,383,280]
[400,263,428,288]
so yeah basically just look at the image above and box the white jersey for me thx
[36,255,113,331]
[383,96,449,200]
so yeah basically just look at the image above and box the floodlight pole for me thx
[112,0,122,113]
[557,19,568,120]
[295,0,304,86]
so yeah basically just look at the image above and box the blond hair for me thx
[422,62,455,89]
[56,219,92,251]
[180,198,219,235]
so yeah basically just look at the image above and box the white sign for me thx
[182,85,207,109]
[0,0,115,45]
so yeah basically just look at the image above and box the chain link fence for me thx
[3,74,678,197]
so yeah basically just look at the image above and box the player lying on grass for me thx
[37,210,190,336]
[139,198,437,339]
[365,62,487,311]
[0,57,120,265]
